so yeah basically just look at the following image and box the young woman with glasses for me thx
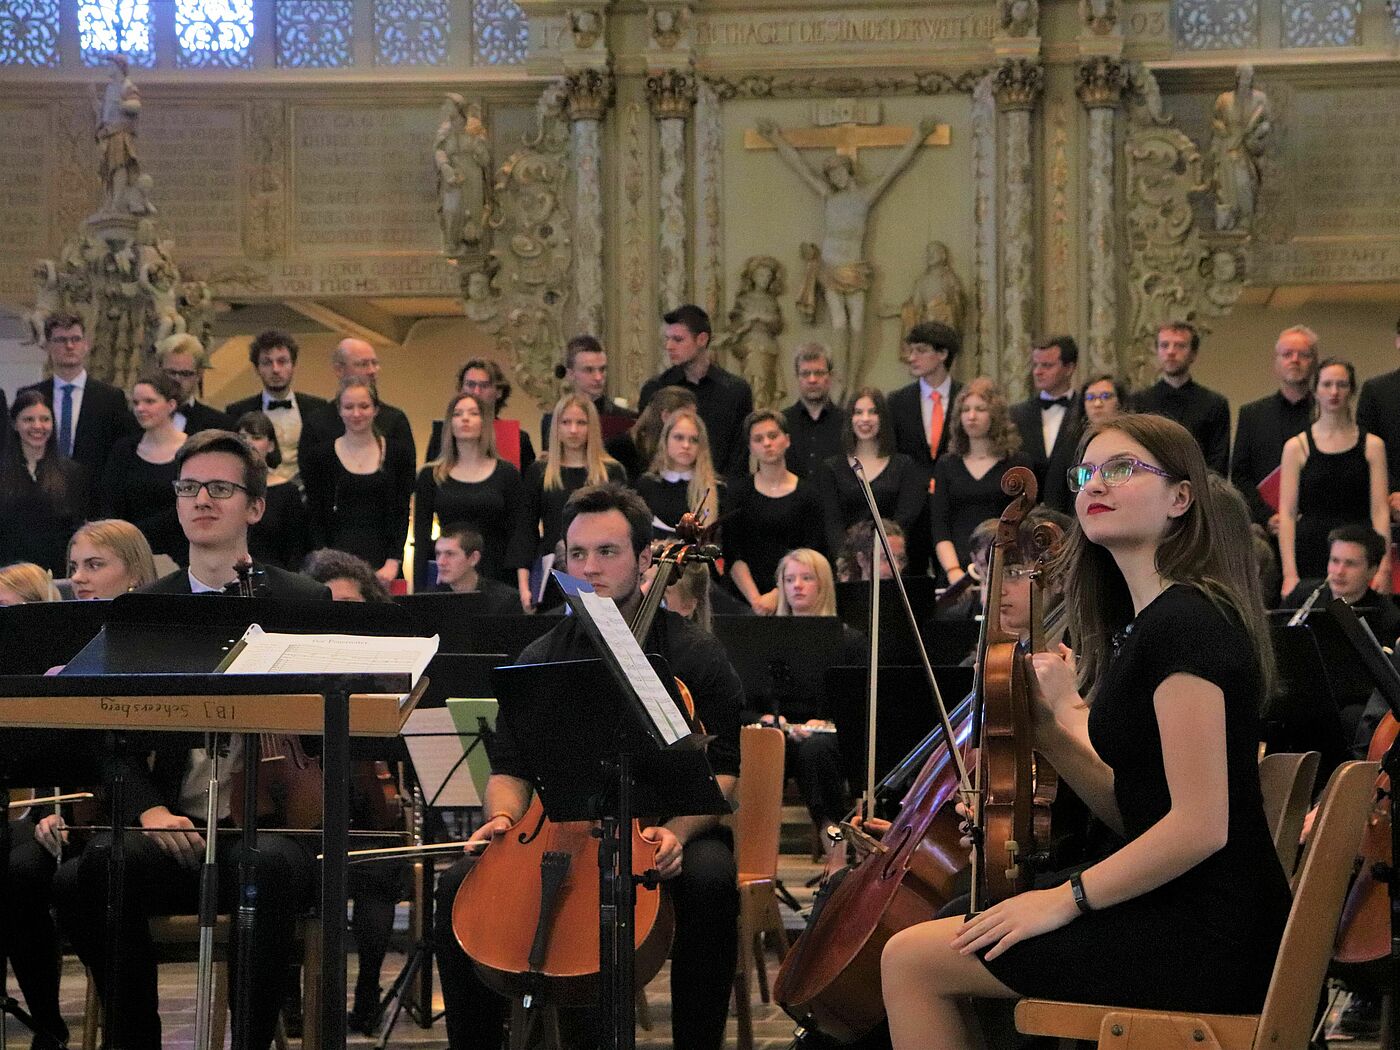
[880,413,1287,1048]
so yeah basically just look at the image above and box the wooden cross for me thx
[743,121,951,161]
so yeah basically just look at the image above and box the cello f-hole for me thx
[880,827,913,881]
[518,807,548,845]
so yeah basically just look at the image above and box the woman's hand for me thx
[1281,572,1300,600]
[35,813,68,859]
[519,584,536,613]
[787,718,830,742]
[951,884,1080,961]
[1029,644,1079,732]
[751,590,779,616]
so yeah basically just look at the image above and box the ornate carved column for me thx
[971,73,999,380]
[1077,56,1128,377]
[564,67,615,336]
[647,67,696,313]
[994,58,1044,391]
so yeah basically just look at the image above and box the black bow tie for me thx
[265,398,293,411]
[1040,396,1072,410]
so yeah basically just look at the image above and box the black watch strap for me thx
[1070,872,1093,914]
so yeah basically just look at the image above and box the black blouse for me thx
[815,452,929,557]
[521,459,628,563]
[247,481,311,572]
[0,454,92,576]
[928,451,1036,566]
[302,440,415,570]
[99,437,184,564]
[725,474,826,593]
[413,461,531,589]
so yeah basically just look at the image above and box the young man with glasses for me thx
[56,432,326,1050]
[19,312,137,476]
[782,343,847,478]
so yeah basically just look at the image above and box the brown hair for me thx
[1058,414,1274,705]
[175,429,269,501]
[843,386,895,458]
[431,392,497,484]
[632,386,697,467]
[646,408,720,523]
[946,376,1021,459]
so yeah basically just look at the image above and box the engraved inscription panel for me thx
[142,107,245,255]
[291,106,441,254]
[694,9,996,54]
[0,107,50,262]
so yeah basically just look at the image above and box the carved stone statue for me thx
[95,55,142,215]
[1080,0,1118,35]
[650,6,685,48]
[715,256,786,410]
[757,115,938,389]
[28,260,60,345]
[999,0,1039,36]
[126,172,157,217]
[899,241,967,339]
[462,267,502,329]
[434,93,492,259]
[569,8,602,48]
[1210,65,1272,232]
[139,255,186,346]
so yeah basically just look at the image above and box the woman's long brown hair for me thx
[1057,413,1275,705]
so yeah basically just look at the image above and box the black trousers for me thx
[4,820,68,1047]
[434,827,739,1050]
[54,827,315,1050]
[788,733,848,829]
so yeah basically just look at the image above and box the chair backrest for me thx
[730,725,786,878]
[1254,760,1375,1050]
[1258,751,1320,875]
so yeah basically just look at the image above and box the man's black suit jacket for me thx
[181,400,235,436]
[1008,395,1084,514]
[224,391,337,458]
[19,375,137,476]
[1230,391,1313,526]
[326,400,416,465]
[1358,368,1400,494]
[888,379,963,467]
[122,564,331,821]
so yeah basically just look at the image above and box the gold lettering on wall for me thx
[696,12,997,50]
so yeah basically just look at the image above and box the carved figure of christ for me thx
[752,117,945,391]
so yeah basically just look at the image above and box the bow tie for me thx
[265,398,293,411]
[1039,396,1072,410]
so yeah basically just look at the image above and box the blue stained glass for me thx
[176,0,254,67]
[0,0,61,66]
[79,0,154,66]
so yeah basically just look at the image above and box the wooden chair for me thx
[728,725,789,1050]
[1257,750,1319,875]
[1014,759,1376,1050]
[82,914,322,1050]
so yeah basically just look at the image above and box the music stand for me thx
[835,580,945,664]
[0,594,426,1050]
[491,657,728,1050]
[710,615,845,720]
[1265,613,1353,779]
[0,599,110,675]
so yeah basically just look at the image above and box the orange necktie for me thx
[928,389,944,458]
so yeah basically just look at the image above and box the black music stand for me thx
[710,615,845,721]
[1265,611,1354,780]
[490,657,728,1050]
[836,579,940,664]
[0,599,110,675]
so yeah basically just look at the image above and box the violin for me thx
[774,466,1062,1041]
[451,506,718,1005]
[224,558,326,829]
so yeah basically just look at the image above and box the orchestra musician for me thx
[432,483,742,1050]
[879,414,1289,1049]
[53,430,327,1050]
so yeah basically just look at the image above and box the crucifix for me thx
[747,115,950,392]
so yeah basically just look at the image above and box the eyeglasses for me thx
[48,335,84,346]
[172,479,250,499]
[461,380,495,392]
[1083,391,1116,403]
[163,369,199,380]
[1067,456,1178,493]
[797,368,830,379]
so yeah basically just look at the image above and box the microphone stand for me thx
[193,733,225,1050]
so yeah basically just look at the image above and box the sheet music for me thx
[572,586,691,745]
[403,706,488,808]
[224,625,438,703]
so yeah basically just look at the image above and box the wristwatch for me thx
[1069,872,1093,915]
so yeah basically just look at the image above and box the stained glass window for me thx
[1173,0,1259,49]
[176,0,255,68]
[0,0,60,66]
[374,0,450,65]
[1282,0,1361,46]
[79,0,154,67]
[277,0,354,67]
[473,0,528,64]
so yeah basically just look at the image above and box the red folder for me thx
[1256,466,1282,513]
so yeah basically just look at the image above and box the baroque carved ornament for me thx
[706,70,986,101]
[993,59,1044,110]
[564,67,615,120]
[1076,56,1128,108]
[646,68,698,120]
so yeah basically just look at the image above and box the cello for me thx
[451,511,718,1009]
[774,467,1062,1041]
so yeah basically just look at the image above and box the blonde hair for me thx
[666,561,714,634]
[775,547,837,616]
[947,376,1021,459]
[0,562,60,603]
[68,519,159,592]
[431,392,497,484]
[647,409,719,523]
[543,393,618,491]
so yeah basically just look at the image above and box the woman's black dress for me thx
[247,481,311,572]
[1296,428,1372,579]
[0,455,91,576]
[815,453,928,557]
[521,460,628,563]
[413,461,530,589]
[980,585,1291,1013]
[99,437,184,564]
[634,474,731,539]
[929,451,1035,567]
[725,475,826,592]
[302,441,415,571]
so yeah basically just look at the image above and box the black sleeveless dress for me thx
[1296,428,1371,579]
[980,585,1290,1013]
